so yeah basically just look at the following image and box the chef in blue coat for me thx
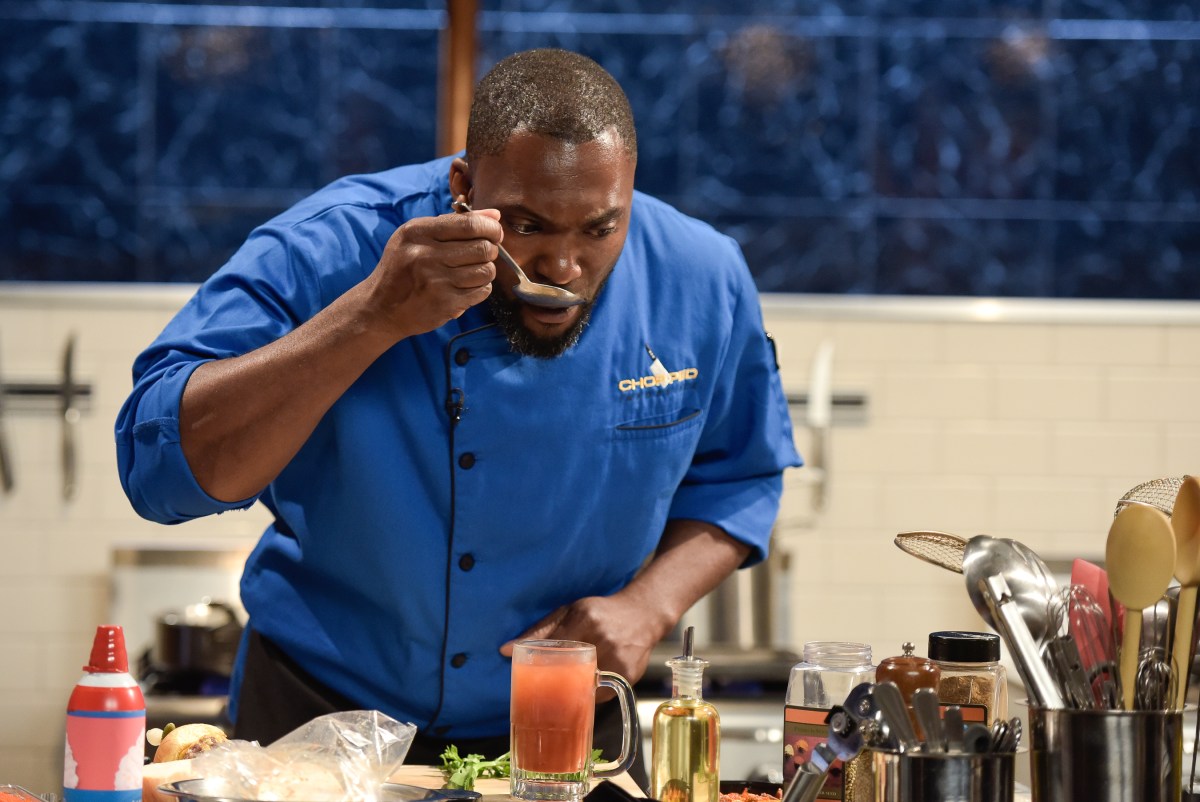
[115,48,800,782]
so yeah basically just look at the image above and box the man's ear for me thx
[448,158,472,205]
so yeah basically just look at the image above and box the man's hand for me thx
[498,520,752,690]
[499,593,666,686]
[365,208,502,340]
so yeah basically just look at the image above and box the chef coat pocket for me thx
[613,407,703,441]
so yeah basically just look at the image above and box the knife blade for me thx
[61,333,78,501]
[0,333,14,494]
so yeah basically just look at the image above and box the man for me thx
[116,48,800,782]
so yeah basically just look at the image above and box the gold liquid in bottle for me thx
[651,627,719,802]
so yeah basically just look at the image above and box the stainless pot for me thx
[153,599,244,676]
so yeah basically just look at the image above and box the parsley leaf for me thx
[439,745,512,790]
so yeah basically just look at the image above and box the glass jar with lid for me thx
[928,630,1009,725]
[783,642,875,800]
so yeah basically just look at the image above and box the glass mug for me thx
[510,640,638,801]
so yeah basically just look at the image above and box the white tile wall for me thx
[1,286,1198,793]
[0,284,268,793]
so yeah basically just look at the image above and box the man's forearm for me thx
[616,518,753,644]
[179,281,398,502]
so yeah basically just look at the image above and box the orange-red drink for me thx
[511,647,597,773]
[509,640,638,802]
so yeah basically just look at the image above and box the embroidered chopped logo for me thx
[618,367,699,392]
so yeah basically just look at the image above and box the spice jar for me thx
[875,642,940,740]
[928,630,1008,725]
[784,642,875,801]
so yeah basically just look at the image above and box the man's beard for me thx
[488,294,593,359]
[488,276,609,359]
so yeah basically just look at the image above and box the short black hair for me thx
[466,49,637,163]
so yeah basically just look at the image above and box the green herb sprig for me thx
[439,745,512,790]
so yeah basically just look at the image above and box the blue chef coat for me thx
[115,154,802,739]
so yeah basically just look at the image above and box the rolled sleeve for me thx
[668,472,785,564]
[116,358,260,524]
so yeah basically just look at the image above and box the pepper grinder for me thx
[876,641,941,741]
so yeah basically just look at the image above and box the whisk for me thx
[1049,584,1121,709]
[1135,646,1176,711]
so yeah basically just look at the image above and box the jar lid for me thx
[928,631,1000,663]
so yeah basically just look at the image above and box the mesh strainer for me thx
[893,531,968,574]
[1114,477,1185,519]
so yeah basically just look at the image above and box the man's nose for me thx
[532,240,583,286]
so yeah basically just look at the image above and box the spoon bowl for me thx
[1005,539,1060,612]
[451,200,585,309]
[964,536,1055,644]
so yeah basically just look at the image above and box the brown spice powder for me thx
[939,674,995,709]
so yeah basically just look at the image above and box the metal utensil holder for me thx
[1029,706,1183,802]
[871,749,1014,802]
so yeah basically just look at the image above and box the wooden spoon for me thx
[1107,504,1176,710]
[1171,476,1200,709]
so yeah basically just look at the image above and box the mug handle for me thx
[593,670,638,778]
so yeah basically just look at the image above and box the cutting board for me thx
[388,765,645,801]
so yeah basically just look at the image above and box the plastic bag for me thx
[191,710,417,801]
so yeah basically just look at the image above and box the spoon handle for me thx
[873,681,919,752]
[1172,585,1196,710]
[1121,614,1142,710]
[492,242,531,284]
[450,200,531,283]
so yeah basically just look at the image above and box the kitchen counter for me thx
[144,763,645,802]
[389,766,644,801]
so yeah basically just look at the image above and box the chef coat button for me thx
[451,653,468,668]
[459,554,475,571]
[458,452,476,469]
[455,348,471,366]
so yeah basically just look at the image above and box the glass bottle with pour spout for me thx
[651,627,719,802]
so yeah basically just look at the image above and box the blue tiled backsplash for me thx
[2,0,1197,298]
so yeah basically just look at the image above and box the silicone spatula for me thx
[1072,557,1121,634]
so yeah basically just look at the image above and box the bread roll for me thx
[152,723,229,763]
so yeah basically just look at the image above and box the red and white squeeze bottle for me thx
[63,625,146,802]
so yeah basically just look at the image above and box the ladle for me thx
[962,536,1064,708]
[1171,475,1200,709]
[1106,503,1176,710]
[964,537,1056,645]
[450,200,585,309]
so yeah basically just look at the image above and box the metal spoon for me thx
[944,706,964,753]
[450,200,585,309]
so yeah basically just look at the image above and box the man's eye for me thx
[592,226,618,238]
[509,222,538,235]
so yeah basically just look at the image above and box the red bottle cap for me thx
[84,625,129,673]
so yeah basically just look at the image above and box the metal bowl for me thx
[158,778,481,802]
